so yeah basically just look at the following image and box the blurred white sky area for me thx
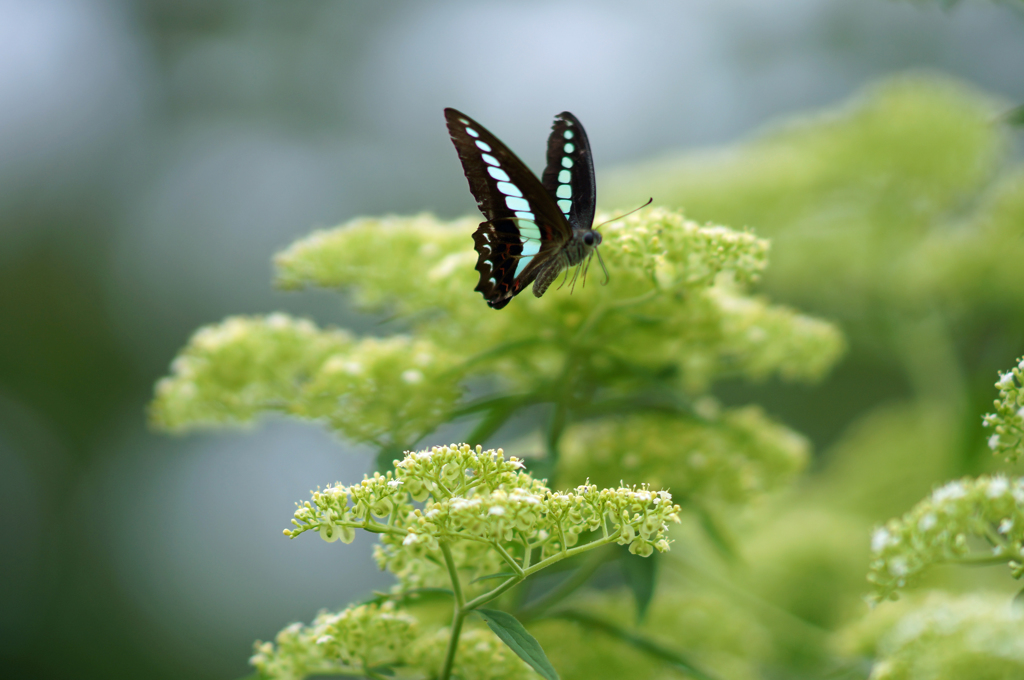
[0,0,1021,677]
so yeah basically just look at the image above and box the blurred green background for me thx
[1,1,1023,679]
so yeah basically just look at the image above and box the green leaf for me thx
[1005,104,1024,127]
[472,571,518,583]
[476,608,560,680]
[1013,585,1024,613]
[621,548,658,623]
[691,502,739,563]
[374,445,405,473]
[368,665,396,677]
[547,609,717,680]
[356,587,453,607]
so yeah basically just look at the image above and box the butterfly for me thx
[444,108,606,309]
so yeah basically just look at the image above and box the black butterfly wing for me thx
[541,111,596,231]
[445,108,573,308]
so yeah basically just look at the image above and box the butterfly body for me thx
[445,108,601,309]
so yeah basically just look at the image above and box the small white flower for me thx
[998,372,1015,390]
[1000,518,1014,534]
[872,527,892,552]
[387,479,403,488]
[401,369,424,384]
[989,434,1002,451]
[932,481,967,502]
[316,635,333,645]
[918,513,936,532]
[888,556,909,577]
[403,532,419,546]
[488,506,506,516]
[987,476,1009,498]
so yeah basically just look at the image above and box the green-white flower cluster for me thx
[842,592,1024,680]
[559,407,809,505]
[867,475,1024,602]
[289,444,681,593]
[983,357,1024,462]
[151,209,843,510]
[151,314,460,448]
[273,208,843,394]
[250,600,417,680]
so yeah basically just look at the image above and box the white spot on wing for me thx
[487,167,511,182]
[466,127,479,137]
[481,153,500,166]
[496,181,523,197]
[558,199,572,213]
[514,211,534,220]
[515,253,536,277]
[563,130,574,139]
[563,143,575,153]
[518,221,541,240]
[561,157,573,169]
[475,140,492,152]
[558,169,571,183]
[556,184,571,199]
[505,196,530,211]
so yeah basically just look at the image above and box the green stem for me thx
[492,541,525,577]
[951,553,1013,566]
[465,575,524,610]
[436,530,623,677]
[518,544,616,621]
[525,529,622,576]
[439,542,467,680]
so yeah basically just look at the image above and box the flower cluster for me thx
[250,601,417,680]
[411,627,537,680]
[150,314,461,447]
[559,407,809,505]
[842,592,1024,680]
[287,444,682,590]
[982,358,1024,462]
[867,475,1024,602]
[271,208,843,394]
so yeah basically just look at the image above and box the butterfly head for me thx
[581,229,602,249]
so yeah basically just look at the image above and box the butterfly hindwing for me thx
[445,108,573,308]
[541,111,596,230]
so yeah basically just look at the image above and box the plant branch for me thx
[439,541,468,680]
[518,544,617,621]
[492,541,525,577]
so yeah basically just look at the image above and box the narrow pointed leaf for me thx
[1006,104,1024,127]
[691,503,738,562]
[476,608,560,680]
[621,548,658,623]
[547,609,717,680]
[472,571,518,584]
[1013,585,1024,613]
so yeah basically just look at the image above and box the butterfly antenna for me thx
[593,197,653,230]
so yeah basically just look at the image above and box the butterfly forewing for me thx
[445,108,573,308]
[541,111,596,230]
